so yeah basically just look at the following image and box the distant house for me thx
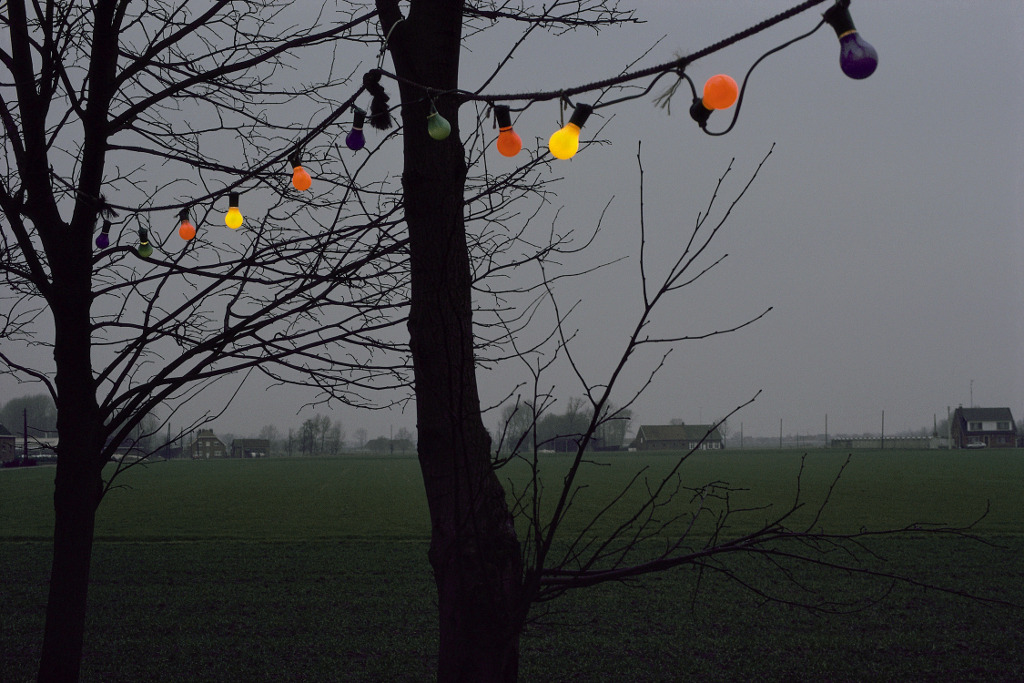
[542,435,604,453]
[192,429,227,459]
[630,424,723,451]
[950,407,1018,449]
[0,423,15,462]
[231,438,269,458]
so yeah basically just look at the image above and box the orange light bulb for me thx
[291,159,312,192]
[178,208,196,240]
[497,128,522,157]
[702,74,738,110]
[494,105,522,157]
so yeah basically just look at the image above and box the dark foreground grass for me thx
[2,451,1023,681]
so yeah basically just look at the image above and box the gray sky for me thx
[481,0,1024,440]
[3,2,1022,442]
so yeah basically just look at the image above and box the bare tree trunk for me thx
[37,461,102,683]
[405,150,524,678]
[39,292,104,682]
[377,1,525,678]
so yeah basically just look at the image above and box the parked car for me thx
[965,441,987,449]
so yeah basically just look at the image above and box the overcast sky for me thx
[448,0,1024,441]
[4,1,1022,442]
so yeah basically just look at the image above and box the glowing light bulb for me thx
[548,103,593,160]
[95,220,111,249]
[225,192,243,230]
[290,156,312,192]
[426,104,451,141]
[137,228,154,258]
[178,209,196,241]
[823,1,878,79]
[702,74,738,110]
[494,105,522,157]
[346,107,366,151]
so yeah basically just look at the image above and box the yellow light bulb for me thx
[225,207,242,229]
[225,192,243,229]
[547,103,592,161]
[548,123,581,160]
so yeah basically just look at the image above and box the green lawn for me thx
[2,450,1022,681]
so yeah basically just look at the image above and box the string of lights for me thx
[89,0,876,255]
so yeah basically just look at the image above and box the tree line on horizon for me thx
[11,393,1023,458]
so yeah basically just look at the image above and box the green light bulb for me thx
[427,104,451,141]
[138,228,154,258]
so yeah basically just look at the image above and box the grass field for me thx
[2,449,1022,681]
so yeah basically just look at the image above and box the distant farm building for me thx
[191,429,227,459]
[950,407,1018,448]
[630,424,723,451]
[231,438,269,458]
[0,423,15,462]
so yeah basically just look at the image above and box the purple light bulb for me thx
[823,2,878,80]
[96,221,111,249]
[346,107,366,151]
[837,31,878,80]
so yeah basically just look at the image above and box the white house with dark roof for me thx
[950,407,1018,448]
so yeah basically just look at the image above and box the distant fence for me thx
[829,436,949,450]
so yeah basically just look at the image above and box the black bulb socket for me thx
[568,103,593,129]
[689,98,713,127]
[494,105,513,129]
[352,107,366,130]
[823,1,857,38]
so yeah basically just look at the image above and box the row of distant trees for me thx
[239,416,416,457]
[497,397,634,453]
[0,394,158,454]
[0,394,57,433]
[0,395,417,459]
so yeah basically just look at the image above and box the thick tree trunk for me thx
[37,289,104,683]
[37,463,103,683]
[37,297,102,683]
[37,204,105,683]
[405,144,524,681]
[377,1,525,679]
